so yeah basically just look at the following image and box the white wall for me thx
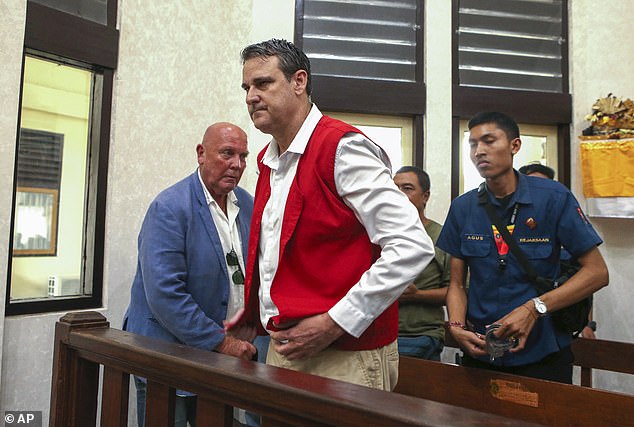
[0,0,633,422]
[569,0,634,394]
[424,0,453,225]
[0,0,27,406]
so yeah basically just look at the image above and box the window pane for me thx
[30,0,107,25]
[10,55,94,301]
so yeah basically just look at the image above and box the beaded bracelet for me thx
[448,321,467,329]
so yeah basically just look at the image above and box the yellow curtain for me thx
[580,139,634,197]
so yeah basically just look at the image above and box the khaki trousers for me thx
[267,339,399,391]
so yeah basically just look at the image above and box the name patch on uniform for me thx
[465,234,485,241]
[518,237,550,243]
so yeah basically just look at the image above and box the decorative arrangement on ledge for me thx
[582,93,634,140]
[579,94,634,218]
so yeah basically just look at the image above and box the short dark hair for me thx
[468,112,520,141]
[519,163,556,180]
[240,38,312,96]
[395,166,430,192]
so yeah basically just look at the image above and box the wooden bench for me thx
[571,337,634,387]
[51,312,538,427]
[395,356,634,427]
[443,323,634,387]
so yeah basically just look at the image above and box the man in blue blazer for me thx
[123,122,256,427]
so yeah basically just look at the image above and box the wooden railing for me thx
[50,312,538,427]
[443,323,634,388]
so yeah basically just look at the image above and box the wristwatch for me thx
[532,297,548,317]
[587,320,597,331]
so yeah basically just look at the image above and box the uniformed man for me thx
[437,111,609,383]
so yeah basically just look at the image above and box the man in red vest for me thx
[228,39,434,390]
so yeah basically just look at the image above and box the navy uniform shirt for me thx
[437,172,602,366]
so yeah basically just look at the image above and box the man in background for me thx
[229,38,434,391]
[124,122,256,426]
[518,163,555,180]
[394,166,450,360]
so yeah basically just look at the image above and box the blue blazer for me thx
[123,172,253,351]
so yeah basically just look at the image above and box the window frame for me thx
[5,1,118,315]
[450,0,572,198]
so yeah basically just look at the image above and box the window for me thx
[10,56,92,300]
[452,0,570,117]
[296,0,425,116]
[6,1,118,315]
[457,0,565,93]
[16,129,64,190]
[451,0,571,196]
[13,128,64,256]
[296,0,425,166]
[459,121,559,193]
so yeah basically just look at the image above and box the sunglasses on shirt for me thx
[226,248,245,285]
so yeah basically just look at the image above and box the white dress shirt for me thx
[198,170,245,320]
[258,105,434,338]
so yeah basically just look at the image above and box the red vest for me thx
[244,116,398,351]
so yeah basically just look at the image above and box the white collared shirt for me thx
[198,170,245,320]
[257,105,434,337]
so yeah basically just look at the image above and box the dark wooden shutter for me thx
[458,0,564,92]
